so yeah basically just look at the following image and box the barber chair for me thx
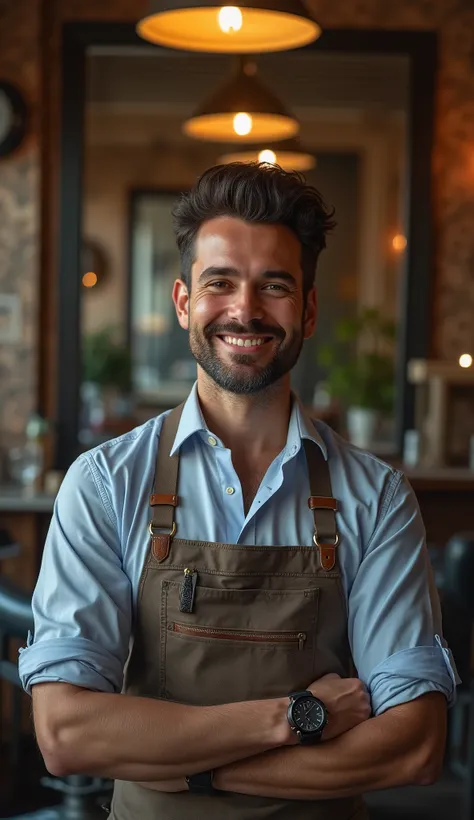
[443,532,474,820]
[0,531,112,819]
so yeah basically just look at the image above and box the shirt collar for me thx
[169,381,327,461]
[285,393,328,462]
[170,382,209,456]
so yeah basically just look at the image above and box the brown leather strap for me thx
[308,496,338,511]
[303,440,339,571]
[150,405,184,561]
[150,494,178,507]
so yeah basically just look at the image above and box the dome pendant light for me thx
[183,60,299,143]
[218,138,316,171]
[137,0,321,54]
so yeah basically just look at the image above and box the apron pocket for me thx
[160,580,319,705]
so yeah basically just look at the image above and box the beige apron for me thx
[110,404,368,819]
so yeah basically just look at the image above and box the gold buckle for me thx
[148,520,177,538]
[313,532,339,548]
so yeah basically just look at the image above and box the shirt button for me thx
[207,435,217,446]
[225,486,235,495]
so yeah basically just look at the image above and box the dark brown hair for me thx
[172,162,336,297]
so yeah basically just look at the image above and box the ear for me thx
[303,287,317,340]
[172,279,189,330]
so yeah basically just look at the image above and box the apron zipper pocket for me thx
[172,622,307,650]
[179,568,198,613]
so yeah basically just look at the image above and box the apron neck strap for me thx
[303,439,339,571]
[150,403,184,534]
[150,407,339,571]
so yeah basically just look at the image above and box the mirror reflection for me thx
[80,47,409,453]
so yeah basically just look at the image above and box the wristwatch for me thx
[185,770,218,795]
[287,689,328,745]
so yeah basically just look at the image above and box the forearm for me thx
[214,693,446,799]
[33,684,289,782]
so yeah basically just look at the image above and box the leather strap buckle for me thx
[149,521,177,562]
[148,521,177,538]
[313,532,339,571]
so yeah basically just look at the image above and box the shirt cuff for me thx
[367,635,461,716]
[18,634,124,695]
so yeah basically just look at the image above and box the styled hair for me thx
[172,162,336,297]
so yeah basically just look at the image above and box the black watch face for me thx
[293,697,325,732]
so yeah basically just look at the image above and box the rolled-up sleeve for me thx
[349,471,460,716]
[18,454,132,695]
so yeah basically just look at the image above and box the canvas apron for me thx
[110,404,368,820]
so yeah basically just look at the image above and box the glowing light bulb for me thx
[233,112,252,136]
[392,234,407,252]
[82,271,98,288]
[459,353,473,368]
[218,6,242,33]
[258,149,277,164]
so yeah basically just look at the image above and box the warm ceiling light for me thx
[183,60,299,143]
[137,0,321,53]
[459,353,473,368]
[233,112,252,135]
[82,271,98,288]
[218,138,315,171]
[218,6,242,31]
[259,148,277,164]
[392,233,407,252]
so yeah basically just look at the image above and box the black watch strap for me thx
[298,728,324,744]
[289,689,311,700]
[185,770,218,795]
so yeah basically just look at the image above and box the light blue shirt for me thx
[19,383,459,716]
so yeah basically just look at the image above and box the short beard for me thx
[189,319,304,395]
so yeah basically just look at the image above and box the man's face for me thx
[173,216,317,395]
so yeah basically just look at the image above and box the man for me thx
[20,163,458,820]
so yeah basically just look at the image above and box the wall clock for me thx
[0,81,28,158]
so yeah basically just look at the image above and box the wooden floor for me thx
[0,739,465,819]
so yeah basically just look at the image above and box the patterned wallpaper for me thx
[0,0,39,466]
[0,0,474,453]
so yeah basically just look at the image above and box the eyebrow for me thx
[198,266,297,286]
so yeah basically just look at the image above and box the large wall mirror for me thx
[56,24,435,469]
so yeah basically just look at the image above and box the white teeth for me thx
[223,336,266,347]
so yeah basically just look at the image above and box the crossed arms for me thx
[31,672,447,800]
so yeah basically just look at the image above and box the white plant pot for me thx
[346,407,379,449]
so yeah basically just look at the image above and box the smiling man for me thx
[20,163,458,820]
[183,219,307,400]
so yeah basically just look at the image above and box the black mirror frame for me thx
[55,22,437,469]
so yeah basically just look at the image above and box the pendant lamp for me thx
[183,60,299,143]
[137,0,321,54]
[218,138,315,171]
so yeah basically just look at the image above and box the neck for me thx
[196,369,292,457]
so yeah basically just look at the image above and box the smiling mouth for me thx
[218,335,273,351]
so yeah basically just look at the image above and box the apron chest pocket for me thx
[159,580,320,705]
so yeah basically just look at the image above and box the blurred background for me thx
[0,0,474,817]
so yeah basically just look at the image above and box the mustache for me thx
[204,321,284,340]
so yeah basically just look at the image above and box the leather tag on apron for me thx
[152,534,171,562]
[318,544,336,571]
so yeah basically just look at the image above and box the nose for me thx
[227,284,264,325]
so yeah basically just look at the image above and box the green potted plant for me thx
[317,308,396,448]
[82,326,132,393]
[82,327,133,430]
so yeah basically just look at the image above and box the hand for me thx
[308,673,371,741]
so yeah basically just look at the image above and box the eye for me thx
[208,280,231,290]
[263,283,288,293]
